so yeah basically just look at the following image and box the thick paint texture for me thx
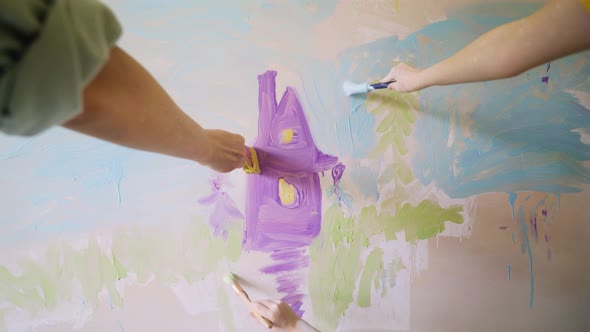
[408,4,590,197]
[334,3,590,197]
[309,201,463,331]
[245,70,337,316]
[244,70,338,250]
[0,220,242,327]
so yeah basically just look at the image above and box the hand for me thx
[201,129,246,173]
[250,300,300,331]
[381,62,426,92]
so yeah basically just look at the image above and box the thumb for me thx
[381,68,395,83]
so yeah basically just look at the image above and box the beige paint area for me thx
[411,189,590,332]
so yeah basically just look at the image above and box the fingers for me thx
[387,81,399,90]
[381,67,396,83]
[250,301,272,318]
[251,300,281,322]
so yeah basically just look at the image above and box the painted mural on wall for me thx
[0,1,589,331]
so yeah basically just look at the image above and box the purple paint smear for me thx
[541,62,550,84]
[244,70,338,317]
[327,163,353,211]
[198,174,244,239]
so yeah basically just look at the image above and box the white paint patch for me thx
[572,128,590,145]
[566,89,590,109]
[170,273,220,315]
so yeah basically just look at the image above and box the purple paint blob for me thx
[198,175,244,238]
[332,163,345,185]
[245,71,337,250]
[541,76,549,84]
[245,70,338,317]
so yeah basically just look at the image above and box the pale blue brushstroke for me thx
[350,166,379,201]
[34,142,125,206]
[507,264,511,281]
[335,3,590,197]
[511,232,515,245]
[516,207,534,308]
[508,193,517,218]
[408,3,590,197]
[297,60,377,159]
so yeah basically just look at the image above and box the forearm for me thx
[64,47,211,164]
[419,0,590,88]
[420,19,523,87]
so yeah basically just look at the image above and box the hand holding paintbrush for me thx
[224,273,273,328]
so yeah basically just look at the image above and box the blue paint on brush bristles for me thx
[342,80,396,96]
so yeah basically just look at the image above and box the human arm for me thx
[0,0,245,172]
[250,300,320,332]
[64,47,246,173]
[383,0,590,92]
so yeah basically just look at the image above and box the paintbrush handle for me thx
[231,284,273,328]
[370,80,396,90]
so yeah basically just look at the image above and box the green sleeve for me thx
[0,0,122,136]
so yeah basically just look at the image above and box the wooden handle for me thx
[232,284,273,328]
[252,309,273,329]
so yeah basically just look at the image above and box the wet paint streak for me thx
[530,215,539,243]
[508,193,517,219]
[198,175,244,239]
[260,248,309,316]
[357,247,384,307]
[244,71,337,316]
[516,207,535,308]
[545,233,552,261]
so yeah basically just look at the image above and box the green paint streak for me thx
[0,219,242,316]
[369,91,419,212]
[112,253,128,280]
[384,201,464,243]
[310,184,462,326]
[309,205,363,332]
[357,248,384,307]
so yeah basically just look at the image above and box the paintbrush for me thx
[342,79,396,96]
[243,146,261,174]
[223,272,273,329]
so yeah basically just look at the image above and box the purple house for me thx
[244,70,337,315]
